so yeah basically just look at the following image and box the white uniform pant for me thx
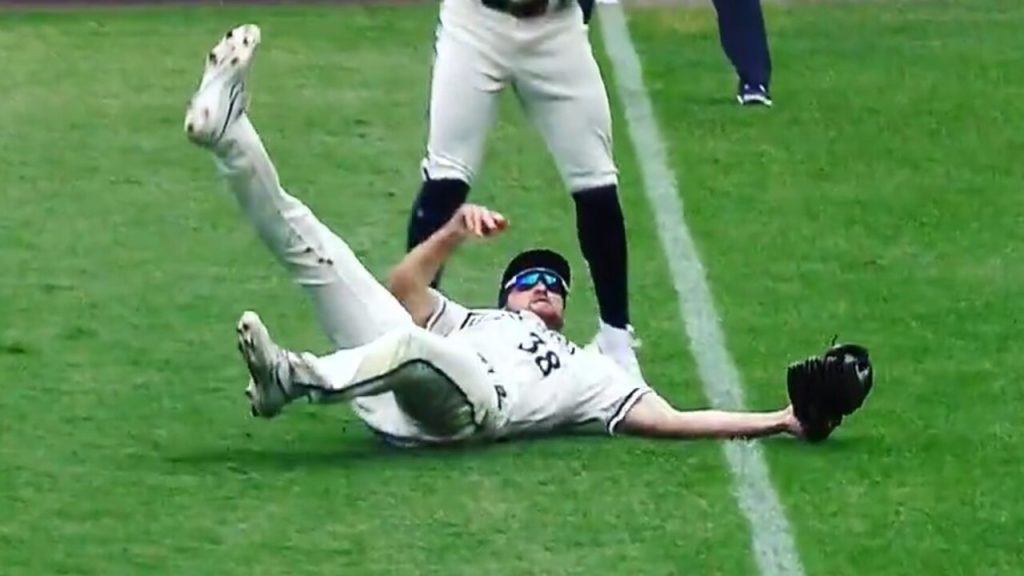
[422,0,617,192]
[210,115,503,444]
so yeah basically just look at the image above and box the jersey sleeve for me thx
[423,288,471,337]
[570,352,653,436]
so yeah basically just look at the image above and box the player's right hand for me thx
[449,203,508,239]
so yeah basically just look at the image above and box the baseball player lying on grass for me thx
[183,25,873,447]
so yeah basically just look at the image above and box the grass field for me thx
[1,0,1021,574]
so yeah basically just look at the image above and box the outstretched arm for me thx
[387,204,507,326]
[617,392,802,440]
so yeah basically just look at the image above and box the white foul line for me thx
[596,5,806,576]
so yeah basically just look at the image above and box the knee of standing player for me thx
[420,153,475,184]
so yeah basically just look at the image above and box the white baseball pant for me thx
[207,114,503,442]
[422,0,617,192]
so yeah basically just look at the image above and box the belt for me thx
[480,0,564,18]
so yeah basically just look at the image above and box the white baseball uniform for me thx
[422,0,617,192]
[426,294,651,439]
[208,111,648,447]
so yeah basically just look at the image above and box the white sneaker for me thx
[237,310,293,418]
[586,322,645,383]
[184,24,262,148]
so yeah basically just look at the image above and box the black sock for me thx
[572,185,630,329]
[405,178,470,287]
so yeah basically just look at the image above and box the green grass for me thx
[0,5,739,576]
[627,0,1024,574]
[0,1,1020,574]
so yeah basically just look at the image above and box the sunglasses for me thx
[504,268,569,297]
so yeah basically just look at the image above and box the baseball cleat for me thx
[737,82,772,107]
[586,323,645,383]
[184,24,262,147]
[237,310,291,418]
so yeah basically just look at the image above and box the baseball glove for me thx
[787,340,873,442]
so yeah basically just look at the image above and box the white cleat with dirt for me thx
[237,310,291,419]
[184,24,262,148]
[585,323,646,384]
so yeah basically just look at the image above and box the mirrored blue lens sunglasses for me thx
[503,268,569,297]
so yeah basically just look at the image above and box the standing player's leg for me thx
[710,0,773,106]
[183,25,409,351]
[406,0,511,286]
[236,311,504,441]
[512,7,639,375]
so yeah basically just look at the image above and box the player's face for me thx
[503,269,567,330]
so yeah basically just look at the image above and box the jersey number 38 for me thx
[517,332,562,377]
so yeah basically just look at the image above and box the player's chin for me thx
[530,302,564,329]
